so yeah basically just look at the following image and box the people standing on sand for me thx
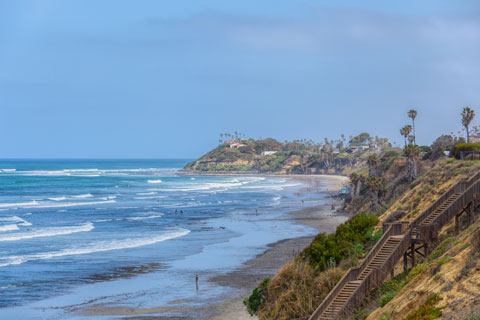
[195,274,199,291]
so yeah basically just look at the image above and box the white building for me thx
[261,151,278,156]
[230,143,246,149]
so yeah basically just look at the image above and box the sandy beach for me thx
[74,175,349,319]
[203,175,349,320]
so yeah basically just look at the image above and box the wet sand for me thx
[202,175,349,320]
[77,175,349,319]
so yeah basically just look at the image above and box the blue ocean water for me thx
[0,159,326,319]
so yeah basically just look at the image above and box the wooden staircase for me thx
[357,236,401,281]
[319,280,362,320]
[317,236,402,320]
[309,171,480,320]
[420,193,462,226]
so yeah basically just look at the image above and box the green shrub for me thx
[436,256,453,267]
[379,291,397,307]
[378,312,391,320]
[428,236,454,261]
[378,270,409,307]
[408,262,427,281]
[452,143,480,159]
[302,213,378,270]
[406,294,444,320]
[243,278,270,315]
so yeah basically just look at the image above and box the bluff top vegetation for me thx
[245,109,480,320]
[184,133,391,174]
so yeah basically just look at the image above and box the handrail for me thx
[310,170,480,320]
[308,266,360,320]
[410,182,458,227]
[357,225,394,272]
[337,228,412,319]
[430,180,480,228]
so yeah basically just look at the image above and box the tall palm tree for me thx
[349,172,359,198]
[367,155,380,177]
[461,107,475,143]
[404,145,420,182]
[365,176,384,210]
[408,109,417,144]
[400,125,412,146]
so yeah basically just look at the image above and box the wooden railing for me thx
[410,182,458,227]
[309,170,480,320]
[430,180,480,228]
[336,227,412,319]
[308,266,360,319]
[309,223,406,320]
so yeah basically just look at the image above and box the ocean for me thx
[0,159,328,319]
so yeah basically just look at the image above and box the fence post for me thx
[410,243,415,267]
[455,214,459,235]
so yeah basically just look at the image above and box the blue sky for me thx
[1,0,479,158]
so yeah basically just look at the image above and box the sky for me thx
[1,0,480,158]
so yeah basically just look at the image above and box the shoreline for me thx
[75,175,349,319]
[176,170,347,178]
[200,175,349,319]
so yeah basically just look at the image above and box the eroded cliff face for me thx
[365,159,480,320]
[184,145,374,175]
[367,222,480,320]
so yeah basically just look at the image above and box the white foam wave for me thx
[0,228,189,267]
[0,222,94,242]
[0,216,31,226]
[126,214,163,221]
[5,168,173,177]
[0,200,115,209]
[161,177,266,192]
[0,225,19,232]
[148,180,163,184]
[72,193,93,198]
[34,200,116,209]
[49,197,67,201]
[136,192,156,196]
[0,216,25,222]
[93,219,113,223]
[0,201,38,208]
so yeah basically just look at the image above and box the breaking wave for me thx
[0,228,190,267]
[0,222,94,242]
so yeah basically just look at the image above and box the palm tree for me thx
[400,125,412,146]
[367,155,380,177]
[404,145,420,182]
[365,176,384,210]
[461,107,475,143]
[408,109,417,144]
[349,173,359,198]
[408,135,415,145]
